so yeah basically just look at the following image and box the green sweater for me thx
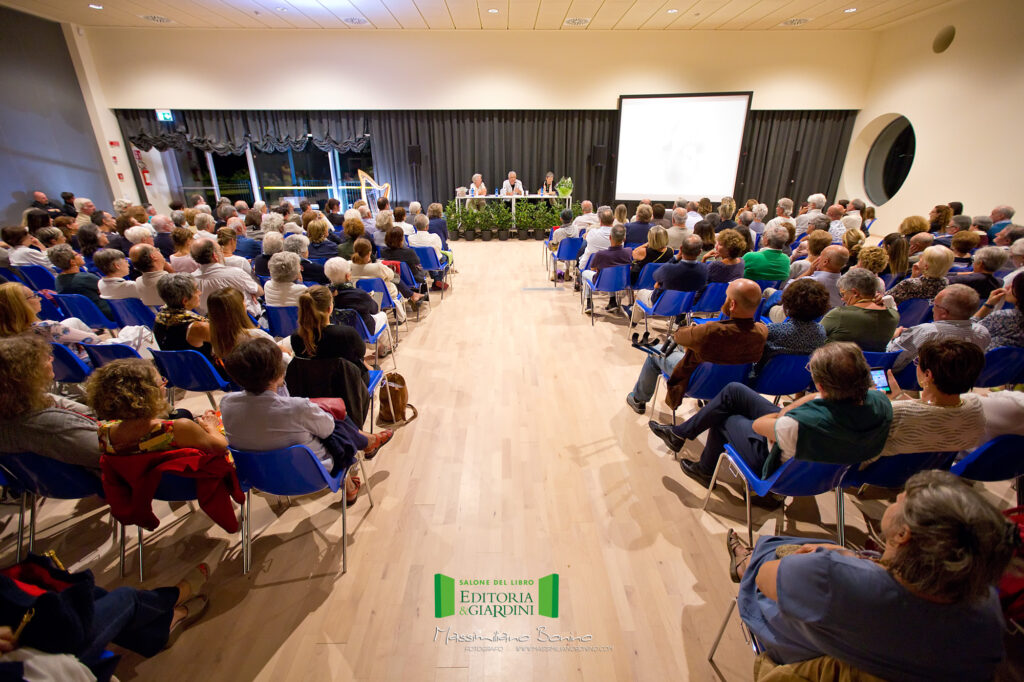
[742,249,790,281]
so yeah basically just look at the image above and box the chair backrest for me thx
[879,273,903,290]
[843,451,957,489]
[0,266,29,287]
[149,349,232,393]
[634,262,663,291]
[685,362,754,401]
[861,351,902,371]
[18,265,56,291]
[951,435,1024,481]
[82,343,143,368]
[229,445,340,496]
[750,354,813,396]
[334,307,380,343]
[554,237,584,262]
[753,233,762,251]
[411,246,444,271]
[54,293,117,330]
[0,452,103,499]
[947,266,973,274]
[754,280,780,291]
[49,343,92,383]
[976,346,1024,388]
[650,289,696,317]
[355,278,397,308]
[896,297,933,327]
[398,262,418,289]
[624,242,643,252]
[690,282,730,314]
[37,294,64,322]
[591,264,631,293]
[766,459,850,497]
[265,305,299,338]
[107,297,157,329]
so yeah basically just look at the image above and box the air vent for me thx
[779,17,810,26]
[141,14,173,23]
[564,17,591,26]
[344,17,368,25]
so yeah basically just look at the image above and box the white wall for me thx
[82,28,876,111]
[836,0,1024,231]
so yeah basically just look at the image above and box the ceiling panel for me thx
[585,0,634,29]
[478,0,507,28]
[696,0,789,29]
[641,0,692,28]
[379,0,428,27]
[613,0,669,29]
[409,0,451,26]
[507,0,539,28]
[533,0,571,28]
[444,0,480,28]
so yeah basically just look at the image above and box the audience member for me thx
[73,197,96,228]
[899,215,929,238]
[950,230,981,267]
[628,234,707,325]
[572,200,600,230]
[283,234,328,285]
[717,197,737,231]
[947,246,1008,300]
[822,268,899,351]
[292,285,366,371]
[629,225,673,286]
[0,281,100,345]
[207,286,281,366]
[265,251,307,308]
[789,245,849,310]
[392,206,415,236]
[749,204,768,234]
[879,232,911,279]
[705,229,746,283]
[907,232,934,266]
[427,203,450,251]
[665,208,690,250]
[988,204,1014,239]
[170,227,198,273]
[153,274,215,366]
[693,219,717,256]
[624,204,654,244]
[95,248,139,303]
[789,231,832,280]
[216,227,253,276]
[973,275,1024,347]
[765,197,794,232]
[794,193,827,235]
[886,245,954,305]
[579,207,615,270]
[994,223,1024,248]
[351,238,414,320]
[323,257,389,341]
[48,243,111,318]
[929,204,954,233]
[742,225,790,281]
[191,238,261,316]
[129,244,169,307]
[887,284,990,371]
[381,227,426,289]
[754,279,829,375]
[2,225,54,271]
[583,224,633,313]
[980,390,1024,440]
[35,226,65,248]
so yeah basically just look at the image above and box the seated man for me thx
[625,279,767,414]
[629,234,707,325]
[665,207,691,250]
[947,246,1008,300]
[742,225,791,282]
[578,207,615,272]
[784,244,849,311]
[501,171,524,196]
[572,200,600,230]
[229,216,261,258]
[129,244,169,307]
[624,204,654,245]
[788,230,832,279]
[934,214,971,247]
[191,238,262,316]
[582,224,633,312]
[907,232,934,265]
[94,248,140,301]
[47,243,113,318]
[887,283,990,371]
[650,342,891,488]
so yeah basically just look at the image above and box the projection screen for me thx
[614,92,752,202]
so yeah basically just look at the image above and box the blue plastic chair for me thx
[689,282,730,318]
[335,308,396,370]
[0,452,104,561]
[951,435,1024,502]
[753,233,761,251]
[703,444,850,546]
[18,265,57,291]
[879,273,903,289]
[49,343,92,384]
[650,363,754,426]
[53,293,118,331]
[976,346,1024,388]
[633,262,663,292]
[635,289,696,336]
[396,262,428,321]
[411,246,451,299]
[265,305,299,339]
[150,349,233,409]
[107,298,157,328]
[862,351,901,371]
[753,280,780,292]
[230,444,373,574]
[354,279,403,339]
[82,343,143,368]
[551,237,584,288]
[0,266,30,287]
[582,264,631,326]
[843,451,957,490]
[749,354,813,402]
[896,297,933,327]
[257,275,270,287]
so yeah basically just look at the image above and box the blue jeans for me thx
[629,345,687,403]
[670,382,779,475]
[80,585,179,664]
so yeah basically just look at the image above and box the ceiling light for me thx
[88,3,103,8]
[343,16,367,24]
[844,7,857,12]
[780,17,810,26]
[275,6,288,11]
[141,14,173,23]
[487,8,499,13]
[564,17,590,25]
[667,9,678,13]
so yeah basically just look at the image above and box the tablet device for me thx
[870,368,891,393]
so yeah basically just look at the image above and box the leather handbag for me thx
[376,372,418,427]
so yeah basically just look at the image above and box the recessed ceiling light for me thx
[667,9,678,13]
[843,7,857,13]
[780,17,810,26]
[343,16,367,24]
[141,14,173,23]
[564,16,590,25]
[487,8,499,13]
[275,6,287,11]
[88,3,103,8]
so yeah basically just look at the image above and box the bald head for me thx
[909,232,934,253]
[820,245,850,273]
[150,214,173,233]
[826,204,845,221]
[934,284,980,320]
[724,279,763,318]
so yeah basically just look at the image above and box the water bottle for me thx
[469,185,475,197]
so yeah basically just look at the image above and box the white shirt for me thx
[980,392,1024,441]
[221,390,335,464]
[579,225,612,269]
[666,225,691,250]
[135,270,167,307]
[9,245,55,271]
[408,231,443,259]
[97,277,139,300]
[468,182,487,196]
[194,262,260,316]
[794,208,822,235]
[500,179,524,196]
[264,280,307,308]
[766,216,794,233]
[572,212,600,230]
[685,211,702,230]
[395,221,416,236]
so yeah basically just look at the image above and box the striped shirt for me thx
[887,319,991,371]
[878,393,985,458]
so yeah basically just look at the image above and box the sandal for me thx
[176,563,209,605]
[727,529,752,584]
[166,595,208,649]
[346,476,361,507]
[363,429,394,460]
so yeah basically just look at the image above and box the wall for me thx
[0,7,114,225]
[82,28,876,111]
[836,0,1024,231]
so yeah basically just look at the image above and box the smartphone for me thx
[870,368,891,393]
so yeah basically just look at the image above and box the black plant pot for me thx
[480,230,493,241]
[464,229,476,241]
[535,229,549,240]
[517,229,531,240]
[497,229,510,241]
[449,231,459,241]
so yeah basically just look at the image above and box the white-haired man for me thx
[501,171,524,196]
[572,200,600,229]
[794,193,827,236]
[765,197,795,232]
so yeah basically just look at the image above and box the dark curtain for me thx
[245,110,308,153]
[367,110,617,206]
[733,110,858,207]
[114,109,189,152]
[307,110,370,153]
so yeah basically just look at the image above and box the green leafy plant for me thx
[444,200,463,234]
[556,176,574,197]
[513,201,535,236]
[487,202,514,233]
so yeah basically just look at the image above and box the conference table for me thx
[453,193,572,214]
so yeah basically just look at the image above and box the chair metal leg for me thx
[707,598,737,662]
[744,480,754,547]
[206,392,218,410]
[16,493,25,563]
[341,489,348,575]
[28,494,36,553]
[119,523,126,578]
[702,453,728,512]
[835,488,846,547]
[359,458,374,509]
[386,326,398,372]
[243,490,252,574]
[138,527,144,582]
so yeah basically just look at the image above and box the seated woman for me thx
[876,338,986,458]
[75,223,107,272]
[704,228,746,283]
[841,227,865,268]
[292,285,366,373]
[220,338,389,505]
[951,230,980,267]
[254,231,283,277]
[0,334,100,468]
[754,279,829,375]
[853,244,889,289]
[878,232,910,282]
[169,227,198,274]
[207,286,289,366]
[973,274,1024,347]
[885,244,954,305]
[629,225,673,287]
[692,219,717,257]
[0,282,101,345]
[153,274,216,367]
[264,251,307,308]
[337,210,367,260]
[649,342,892,488]
[380,227,426,290]
[306,217,340,259]
[729,470,1014,682]
[822,268,899,351]
[48,243,113,318]
[323,257,390,341]
[351,238,419,322]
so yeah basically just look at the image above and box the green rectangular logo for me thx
[538,573,559,618]
[434,573,454,618]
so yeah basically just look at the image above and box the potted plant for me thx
[444,200,462,241]
[462,206,478,241]
[556,176,574,198]
[515,201,534,240]
[537,204,558,240]
[478,205,494,241]
[490,202,513,241]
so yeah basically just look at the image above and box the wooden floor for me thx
[7,239,1017,681]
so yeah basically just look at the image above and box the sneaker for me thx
[625,393,646,415]
[649,421,686,452]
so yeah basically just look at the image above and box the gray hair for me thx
[226,216,245,233]
[375,210,394,231]
[233,200,249,212]
[672,207,687,225]
[93,248,126,275]
[36,227,63,247]
[157,273,197,308]
[216,204,236,220]
[252,200,267,214]
[194,212,216,232]
[807,193,827,210]
[343,208,361,222]
[196,204,213,215]
[414,214,429,231]
[598,207,614,226]
[848,198,866,212]
[408,201,422,214]
[777,197,794,216]
[190,238,219,265]
[974,246,1009,273]
[752,203,768,221]
[810,214,832,231]
[993,205,1015,221]
[940,283,981,319]
[112,198,132,215]
[323,256,351,284]
[472,173,482,182]
[283,234,309,255]
[580,200,593,213]
[837,267,879,296]
[738,210,754,227]
[764,225,790,249]
[358,206,371,218]
[261,212,285,233]
[609,224,626,245]
[950,215,972,231]
[151,214,173,232]
[47,244,77,271]
[840,215,860,232]
[125,225,151,244]
[268,251,300,283]
[973,216,993,230]
[679,234,703,259]
[261,231,284,256]
[170,210,187,227]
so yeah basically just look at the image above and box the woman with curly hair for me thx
[705,228,746,283]
[697,197,713,217]
[754,279,830,375]
[337,209,367,260]
[929,204,954,234]
[897,215,929,238]
[718,196,737,231]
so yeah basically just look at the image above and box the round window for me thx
[863,116,915,206]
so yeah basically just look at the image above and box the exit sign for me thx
[155,109,174,122]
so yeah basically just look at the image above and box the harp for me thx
[358,169,391,216]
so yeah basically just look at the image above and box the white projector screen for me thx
[615,93,751,202]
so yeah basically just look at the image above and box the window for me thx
[863,116,915,206]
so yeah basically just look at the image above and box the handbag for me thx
[310,397,347,421]
[376,372,418,427]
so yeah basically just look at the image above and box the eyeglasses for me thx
[24,292,39,301]
[913,357,921,367]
